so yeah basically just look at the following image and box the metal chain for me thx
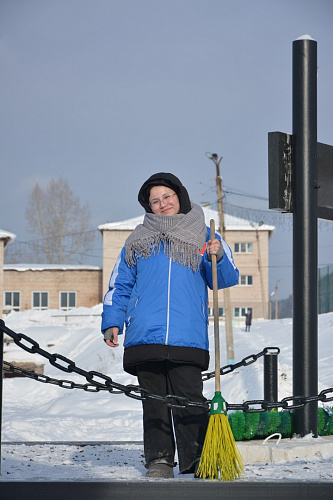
[2,361,209,409]
[202,346,280,380]
[2,321,333,412]
[4,361,333,412]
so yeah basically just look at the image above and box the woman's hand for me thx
[207,238,221,256]
[104,327,120,347]
[207,238,224,262]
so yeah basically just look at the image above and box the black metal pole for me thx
[264,353,278,405]
[292,36,318,437]
[0,321,4,475]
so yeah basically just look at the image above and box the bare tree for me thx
[25,178,95,264]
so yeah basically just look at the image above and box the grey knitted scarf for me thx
[124,203,207,272]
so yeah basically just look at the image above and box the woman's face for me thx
[149,185,180,215]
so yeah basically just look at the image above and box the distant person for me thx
[101,172,239,478]
[245,310,252,332]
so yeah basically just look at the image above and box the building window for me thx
[60,291,76,309]
[234,307,253,317]
[4,291,20,311]
[33,292,48,310]
[238,275,253,286]
[234,242,253,254]
[208,307,224,317]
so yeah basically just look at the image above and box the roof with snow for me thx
[4,264,101,272]
[98,206,275,233]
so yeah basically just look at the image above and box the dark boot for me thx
[146,463,174,478]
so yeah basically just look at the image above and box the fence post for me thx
[264,352,278,406]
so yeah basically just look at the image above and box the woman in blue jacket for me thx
[102,173,239,478]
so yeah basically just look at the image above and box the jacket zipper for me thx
[165,258,172,345]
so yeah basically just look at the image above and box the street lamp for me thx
[205,152,235,364]
[250,221,267,319]
[206,152,219,162]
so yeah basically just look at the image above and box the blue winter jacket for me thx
[101,227,238,374]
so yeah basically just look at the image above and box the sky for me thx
[1,0,333,299]
[2,306,333,481]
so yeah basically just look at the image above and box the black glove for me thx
[104,327,115,342]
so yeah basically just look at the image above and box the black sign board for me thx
[268,131,333,221]
[317,141,333,220]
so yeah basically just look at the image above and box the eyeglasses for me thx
[149,192,177,208]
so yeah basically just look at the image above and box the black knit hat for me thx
[138,172,191,214]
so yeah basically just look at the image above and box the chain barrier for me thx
[202,346,280,380]
[2,321,333,412]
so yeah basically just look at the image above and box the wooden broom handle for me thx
[210,219,221,393]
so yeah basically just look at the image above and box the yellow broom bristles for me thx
[196,414,244,481]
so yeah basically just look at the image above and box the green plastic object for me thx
[210,391,227,416]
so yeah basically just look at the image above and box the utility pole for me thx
[275,280,281,320]
[269,291,275,319]
[251,222,267,319]
[206,153,234,364]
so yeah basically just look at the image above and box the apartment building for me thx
[2,207,274,322]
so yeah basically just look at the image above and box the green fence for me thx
[318,265,333,314]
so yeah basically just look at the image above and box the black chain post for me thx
[264,349,278,407]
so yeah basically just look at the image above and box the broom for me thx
[196,219,244,481]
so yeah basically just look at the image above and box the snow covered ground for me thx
[1,306,333,482]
